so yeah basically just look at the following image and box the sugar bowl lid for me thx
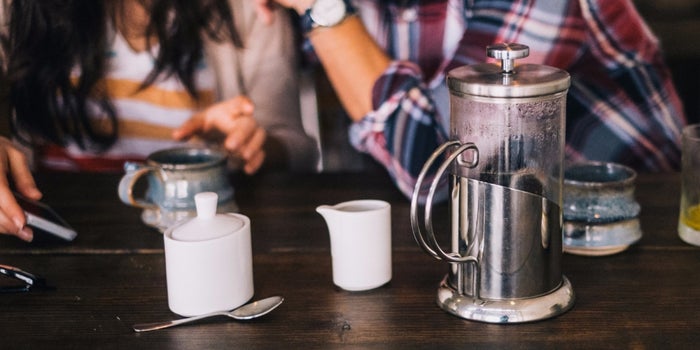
[169,192,244,242]
[447,43,570,98]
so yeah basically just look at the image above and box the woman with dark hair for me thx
[256,0,686,198]
[0,0,318,241]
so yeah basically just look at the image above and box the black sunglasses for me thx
[0,264,54,293]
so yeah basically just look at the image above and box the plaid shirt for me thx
[313,0,686,199]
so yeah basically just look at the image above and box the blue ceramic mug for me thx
[118,147,236,232]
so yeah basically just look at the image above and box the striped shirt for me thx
[318,0,686,199]
[39,27,214,172]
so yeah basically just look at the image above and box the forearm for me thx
[306,16,391,121]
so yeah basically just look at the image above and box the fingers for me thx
[172,96,255,142]
[0,185,35,241]
[244,149,265,174]
[224,116,264,152]
[7,150,42,201]
[226,122,266,174]
[0,213,33,242]
[0,138,39,241]
[174,97,267,174]
[171,116,203,142]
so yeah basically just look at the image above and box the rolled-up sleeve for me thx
[349,61,448,199]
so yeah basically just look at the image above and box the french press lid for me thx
[447,43,570,98]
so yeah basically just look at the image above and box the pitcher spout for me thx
[315,205,336,219]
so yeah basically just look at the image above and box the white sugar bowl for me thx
[164,192,253,316]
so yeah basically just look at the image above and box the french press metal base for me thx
[436,275,575,324]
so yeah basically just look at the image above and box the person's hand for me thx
[172,96,267,175]
[0,137,42,242]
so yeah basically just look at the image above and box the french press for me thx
[410,43,575,323]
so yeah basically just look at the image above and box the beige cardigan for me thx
[205,1,317,171]
[0,0,318,171]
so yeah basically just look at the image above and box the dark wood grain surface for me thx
[0,170,697,349]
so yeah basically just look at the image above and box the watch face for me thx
[310,0,347,27]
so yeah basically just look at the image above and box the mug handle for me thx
[410,140,479,264]
[118,163,158,209]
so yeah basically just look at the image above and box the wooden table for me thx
[0,170,698,348]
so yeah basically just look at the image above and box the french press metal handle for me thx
[409,140,479,263]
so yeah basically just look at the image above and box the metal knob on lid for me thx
[487,43,529,74]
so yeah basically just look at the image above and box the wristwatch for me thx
[301,0,356,35]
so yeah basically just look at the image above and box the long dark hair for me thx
[3,0,240,151]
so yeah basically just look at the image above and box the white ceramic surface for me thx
[317,199,392,291]
[164,193,253,316]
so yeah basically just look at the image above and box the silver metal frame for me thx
[411,141,575,323]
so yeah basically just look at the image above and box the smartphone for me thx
[14,192,77,241]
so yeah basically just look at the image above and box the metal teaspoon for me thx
[132,296,284,332]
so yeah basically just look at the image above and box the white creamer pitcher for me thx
[317,200,392,291]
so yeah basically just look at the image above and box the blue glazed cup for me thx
[118,147,236,232]
[562,161,642,256]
